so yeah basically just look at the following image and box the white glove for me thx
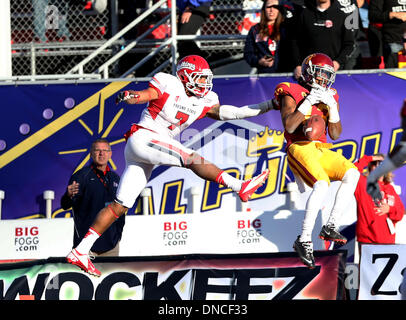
[307,87,325,105]
[298,88,324,115]
[320,89,340,123]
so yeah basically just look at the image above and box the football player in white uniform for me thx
[67,55,275,276]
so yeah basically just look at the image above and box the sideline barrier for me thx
[359,244,406,300]
[2,210,405,262]
[0,210,341,260]
[0,251,347,300]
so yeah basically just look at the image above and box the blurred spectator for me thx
[364,0,385,68]
[354,154,405,248]
[291,0,357,79]
[33,0,71,42]
[383,170,402,195]
[337,0,363,69]
[399,31,406,67]
[368,0,406,68]
[358,0,369,29]
[177,0,212,58]
[118,0,140,40]
[238,0,264,35]
[243,0,297,73]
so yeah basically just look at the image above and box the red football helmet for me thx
[301,53,336,89]
[176,55,213,98]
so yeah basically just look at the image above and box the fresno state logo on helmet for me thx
[176,55,213,98]
[177,61,196,72]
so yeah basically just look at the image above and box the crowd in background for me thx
[135,0,406,73]
[241,0,406,74]
[9,0,406,76]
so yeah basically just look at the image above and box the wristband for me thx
[328,106,340,123]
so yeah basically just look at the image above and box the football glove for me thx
[307,87,325,106]
[298,88,325,115]
[320,89,340,123]
[115,90,139,105]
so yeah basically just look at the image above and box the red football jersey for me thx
[274,82,339,149]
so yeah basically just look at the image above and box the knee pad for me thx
[343,168,360,185]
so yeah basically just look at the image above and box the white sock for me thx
[215,171,243,192]
[327,168,360,227]
[300,180,329,242]
[75,227,100,255]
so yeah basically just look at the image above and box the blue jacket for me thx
[61,163,124,253]
[244,24,280,73]
[177,0,212,12]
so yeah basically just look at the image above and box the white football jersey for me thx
[137,72,219,138]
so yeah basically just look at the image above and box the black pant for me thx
[383,42,402,68]
[177,6,210,59]
[368,25,383,57]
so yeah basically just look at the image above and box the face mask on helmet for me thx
[184,70,213,98]
[310,64,335,89]
[301,54,336,90]
[176,56,213,98]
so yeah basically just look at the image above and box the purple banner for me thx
[0,72,405,221]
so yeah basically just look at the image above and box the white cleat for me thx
[66,248,101,277]
[238,169,270,202]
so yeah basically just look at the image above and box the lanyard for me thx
[91,164,109,190]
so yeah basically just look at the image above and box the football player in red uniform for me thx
[367,99,406,201]
[274,53,360,268]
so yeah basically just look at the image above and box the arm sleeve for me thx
[335,23,357,67]
[219,100,274,120]
[354,155,373,173]
[60,174,75,209]
[60,191,73,210]
[368,0,390,23]
[289,13,305,67]
[60,172,82,210]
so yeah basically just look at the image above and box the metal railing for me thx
[67,0,247,79]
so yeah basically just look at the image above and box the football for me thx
[303,114,326,141]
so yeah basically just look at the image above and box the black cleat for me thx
[319,225,347,244]
[293,236,315,269]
